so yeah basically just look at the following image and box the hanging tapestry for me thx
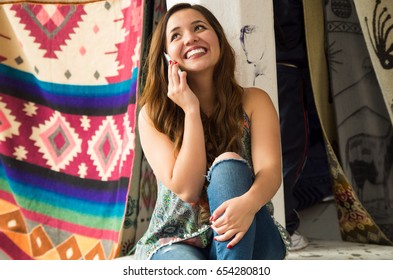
[319,0,393,244]
[119,0,166,256]
[354,0,393,123]
[0,0,143,259]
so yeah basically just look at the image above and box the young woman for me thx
[134,3,290,260]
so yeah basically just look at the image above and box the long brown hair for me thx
[139,3,244,167]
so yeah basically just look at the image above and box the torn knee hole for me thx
[212,152,243,165]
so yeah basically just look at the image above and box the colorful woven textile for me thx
[0,0,142,259]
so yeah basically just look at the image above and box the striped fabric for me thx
[0,0,142,259]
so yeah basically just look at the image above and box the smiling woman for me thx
[164,9,220,76]
[133,3,290,260]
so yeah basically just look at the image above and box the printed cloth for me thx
[355,0,393,122]
[323,0,393,244]
[118,0,166,257]
[0,0,143,259]
[303,0,393,245]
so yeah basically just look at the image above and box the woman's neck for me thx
[187,73,216,117]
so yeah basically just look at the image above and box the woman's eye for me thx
[195,25,206,31]
[170,33,180,41]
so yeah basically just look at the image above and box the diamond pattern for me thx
[11,4,86,58]
[88,117,122,181]
[48,126,70,157]
[36,5,65,28]
[30,111,82,171]
[14,56,23,65]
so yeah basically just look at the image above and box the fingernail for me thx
[214,237,217,241]
[169,60,172,65]
[209,216,213,221]
[227,245,232,249]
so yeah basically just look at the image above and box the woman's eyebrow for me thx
[191,19,207,25]
[168,20,208,34]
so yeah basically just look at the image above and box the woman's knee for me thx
[207,153,254,198]
[212,152,243,166]
[208,153,252,182]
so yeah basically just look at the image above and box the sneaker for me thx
[288,231,309,251]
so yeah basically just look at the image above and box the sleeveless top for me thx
[134,112,291,259]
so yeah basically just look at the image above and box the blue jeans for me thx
[151,157,286,260]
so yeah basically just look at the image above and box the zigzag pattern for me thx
[10,4,86,58]
[0,203,118,260]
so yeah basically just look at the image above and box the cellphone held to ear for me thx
[164,52,182,77]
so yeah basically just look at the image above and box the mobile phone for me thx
[164,52,182,77]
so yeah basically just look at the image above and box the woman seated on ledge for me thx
[134,2,290,260]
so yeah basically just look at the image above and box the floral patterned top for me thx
[134,112,291,259]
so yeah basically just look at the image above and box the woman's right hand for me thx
[167,61,199,113]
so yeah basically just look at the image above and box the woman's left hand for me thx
[210,194,259,248]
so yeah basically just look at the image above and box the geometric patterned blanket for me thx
[0,0,142,259]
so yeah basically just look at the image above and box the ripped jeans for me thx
[151,154,286,260]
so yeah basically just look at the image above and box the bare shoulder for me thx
[242,87,276,118]
[138,105,148,119]
[138,105,154,127]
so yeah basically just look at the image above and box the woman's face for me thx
[165,8,220,75]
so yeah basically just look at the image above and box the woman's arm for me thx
[244,87,282,210]
[138,63,207,203]
[210,87,282,247]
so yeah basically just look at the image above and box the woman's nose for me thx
[184,32,199,45]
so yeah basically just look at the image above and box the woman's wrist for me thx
[183,105,201,117]
[242,191,263,214]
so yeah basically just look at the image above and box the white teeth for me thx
[186,48,206,59]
